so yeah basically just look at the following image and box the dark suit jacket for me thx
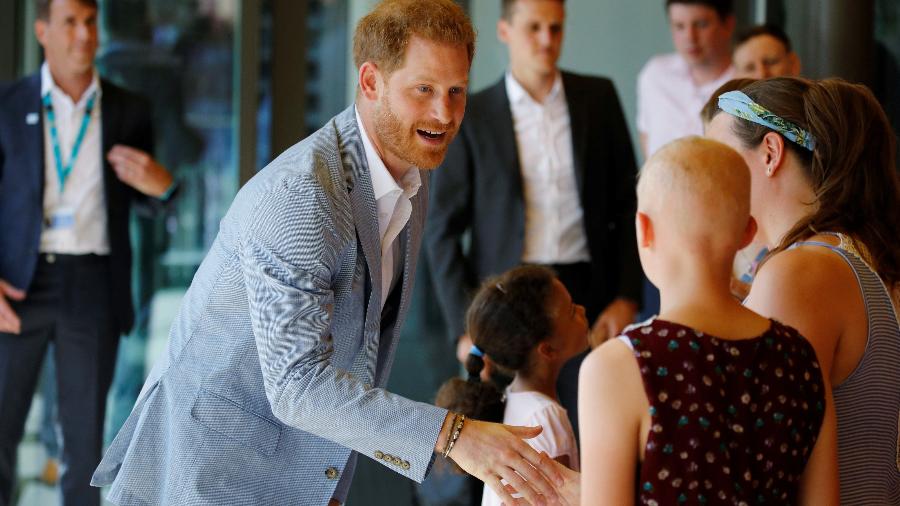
[0,72,162,334]
[425,71,643,340]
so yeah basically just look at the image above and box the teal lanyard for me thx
[42,90,96,194]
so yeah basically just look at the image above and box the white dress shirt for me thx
[637,53,734,157]
[506,72,589,265]
[40,62,109,255]
[355,108,421,308]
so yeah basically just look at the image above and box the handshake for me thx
[435,413,581,506]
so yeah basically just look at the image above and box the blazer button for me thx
[325,467,339,480]
[401,461,410,470]
[374,451,384,460]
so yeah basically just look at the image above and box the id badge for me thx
[48,206,76,230]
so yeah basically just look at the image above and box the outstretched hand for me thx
[443,417,564,506]
[501,451,581,506]
[538,451,580,505]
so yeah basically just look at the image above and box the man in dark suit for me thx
[425,0,642,441]
[0,0,174,504]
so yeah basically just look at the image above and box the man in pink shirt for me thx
[636,0,734,316]
[637,0,735,160]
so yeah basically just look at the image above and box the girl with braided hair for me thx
[436,265,588,505]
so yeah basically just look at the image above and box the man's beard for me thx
[373,94,454,170]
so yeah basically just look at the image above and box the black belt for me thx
[39,252,109,265]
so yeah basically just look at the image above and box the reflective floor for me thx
[14,395,114,505]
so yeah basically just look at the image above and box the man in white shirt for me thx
[0,0,174,503]
[427,0,643,443]
[636,0,735,316]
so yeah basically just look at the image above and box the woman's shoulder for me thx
[747,243,864,376]
[752,244,857,301]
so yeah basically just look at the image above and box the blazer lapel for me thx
[562,72,587,196]
[350,183,382,316]
[335,107,383,326]
[22,74,45,203]
[395,187,423,327]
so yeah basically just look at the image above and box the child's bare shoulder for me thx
[583,331,642,381]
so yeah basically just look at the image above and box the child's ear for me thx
[536,341,555,359]
[739,216,758,249]
[636,211,654,248]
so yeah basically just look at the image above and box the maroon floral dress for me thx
[621,318,826,505]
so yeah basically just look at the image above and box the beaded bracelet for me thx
[442,413,466,458]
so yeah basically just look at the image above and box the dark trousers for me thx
[548,261,597,446]
[0,254,120,506]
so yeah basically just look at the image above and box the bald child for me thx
[575,137,839,505]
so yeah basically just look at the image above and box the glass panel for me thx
[305,0,349,133]
[257,0,273,170]
[96,0,242,440]
[99,0,240,270]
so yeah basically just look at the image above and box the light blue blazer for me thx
[92,106,448,505]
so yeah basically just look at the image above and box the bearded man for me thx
[92,1,564,505]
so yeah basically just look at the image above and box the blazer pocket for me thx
[190,388,282,457]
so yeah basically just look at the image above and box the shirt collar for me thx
[41,61,101,109]
[505,70,563,106]
[670,54,735,92]
[354,106,421,201]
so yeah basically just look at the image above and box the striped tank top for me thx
[789,233,900,505]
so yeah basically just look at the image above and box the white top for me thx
[505,72,589,265]
[636,53,734,157]
[355,108,421,307]
[481,389,579,506]
[40,62,109,255]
